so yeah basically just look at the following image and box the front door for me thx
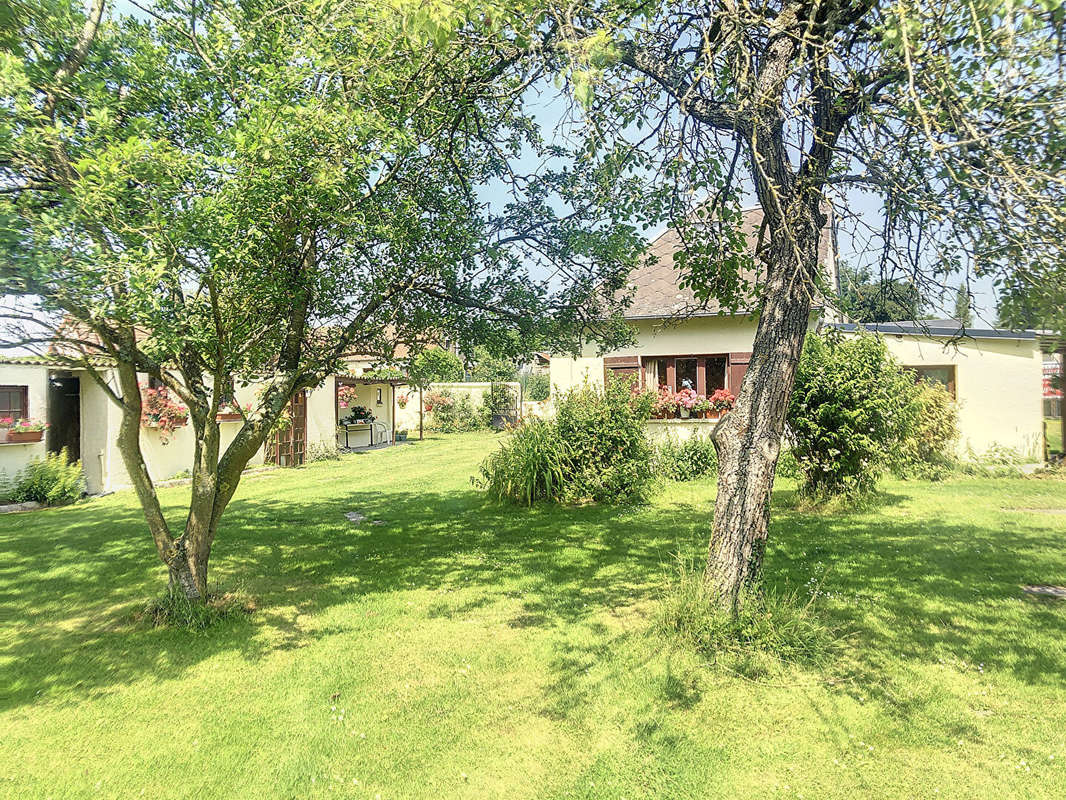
[47,375,80,461]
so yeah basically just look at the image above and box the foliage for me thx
[838,263,924,323]
[362,367,405,382]
[478,377,652,504]
[139,384,188,444]
[524,373,550,402]
[6,418,49,433]
[893,380,959,480]
[788,332,919,500]
[469,346,518,383]
[336,385,360,408]
[427,390,486,433]
[652,435,718,482]
[953,283,972,327]
[657,557,839,672]
[551,377,653,503]
[477,418,566,505]
[340,406,374,424]
[8,448,85,506]
[408,349,464,387]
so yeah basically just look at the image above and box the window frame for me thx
[906,364,957,399]
[640,355,730,394]
[0,385,29,420]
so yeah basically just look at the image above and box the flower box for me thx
[216,412,243,422]
[7,430,43,443]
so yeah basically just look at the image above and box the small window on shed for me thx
[908,365,957,399]
[0,386,28,420]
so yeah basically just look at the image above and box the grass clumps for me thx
[657,557,841,675]
[137,587,255,630]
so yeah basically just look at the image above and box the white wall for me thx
[0,363,50,488]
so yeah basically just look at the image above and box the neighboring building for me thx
[549,209,1046,460]
[830,320,1045,459]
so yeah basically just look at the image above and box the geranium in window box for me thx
[140,383,189,444]
[0,417,11,443]
[675,388,699,418]
[692,396,713,418]
[651,386,678,419]
[709,388,736,415]
[8,418,48,443]
[216,400,251,422]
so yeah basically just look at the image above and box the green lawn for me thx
[2,434,1066,799]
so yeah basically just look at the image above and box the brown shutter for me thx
[603,356,640,387]
[727,352,752,394]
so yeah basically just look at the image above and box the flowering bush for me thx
[652,386,679,417]
[140,384,188,444]
[397,392,409,409]
[709,389,736,412]
[10,418,49,433]
[423,391,454,413]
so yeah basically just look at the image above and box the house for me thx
[549,208,1046,460]
[0,353,410,494]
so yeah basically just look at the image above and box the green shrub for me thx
[307,441,341,462]
[524,373,550,402]
[9,448,85,506]
[775,448,801,479]
[477,418,566,505]
[657,557,839,672]
[477,376,652,504]
[893,380,959,480]
[482,383,516,416]
[470,345,517,382]
[427,389,486,433]
[554,377,653,503]
[788,331,919,500]
[653,435,718,482]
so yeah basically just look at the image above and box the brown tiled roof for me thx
[623,206,833,319]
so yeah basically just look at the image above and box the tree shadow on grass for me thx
[1,467,1064,720]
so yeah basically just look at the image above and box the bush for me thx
[477,377,652,504]
[893,380,959,480]
[775,448,802,479]
[9,448,85,506]
[482,383,516,416]
[657,557,839,672]
[307,441,341,462]
[788,331,919,500]
[427,389,486,433]
[477,418,566,505]
[553,377,653,503]
[653,435,718,481]
[524,373,550,402]
[470,345,517,382]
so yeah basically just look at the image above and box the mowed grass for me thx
[1,434,1065,799]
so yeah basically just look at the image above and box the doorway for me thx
[266,391,307,466]
[47,374,81,461]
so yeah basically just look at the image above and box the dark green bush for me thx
[477,418,566,505]
[9,448,85,506]
[554,377,653,503]
[524,373,550,402]
[408,349,464,386]
[477,377,652,504]
[788,331,919,500]
[653,435,718,481]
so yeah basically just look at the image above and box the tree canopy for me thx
[838,263,924,323]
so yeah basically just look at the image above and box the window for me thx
[642,356,729,394]
[0,385,28,420]
[376,388,383,405]
[908,365,957,399]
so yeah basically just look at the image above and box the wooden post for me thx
[391,384,396,444]
[418,387,423,440]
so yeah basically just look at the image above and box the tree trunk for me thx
[706,198,824,611]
